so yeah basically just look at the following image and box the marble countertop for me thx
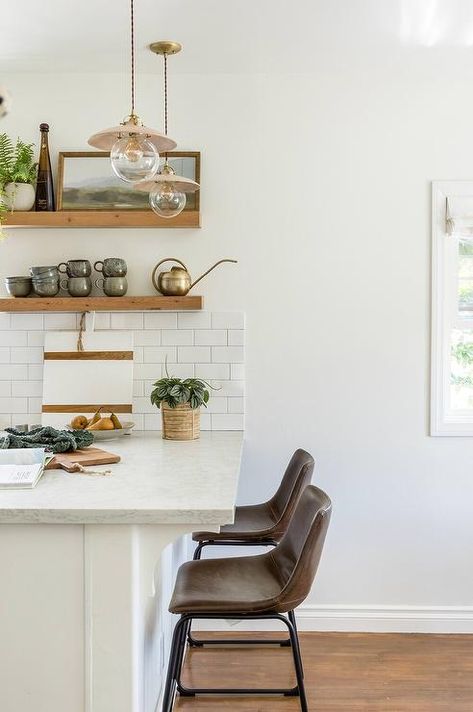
[0,432,243,524]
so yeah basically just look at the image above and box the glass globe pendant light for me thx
[134,41,199,217]
[87,0,176,183]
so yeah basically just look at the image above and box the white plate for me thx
[66,421,135,441]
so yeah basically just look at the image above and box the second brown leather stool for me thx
[189,448,315,647]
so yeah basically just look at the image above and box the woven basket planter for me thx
[161,402,200,440]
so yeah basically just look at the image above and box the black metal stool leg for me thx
[174,613,308,712]
[161,616,189,712]
[288,609,304,677]
[286,614,308,712]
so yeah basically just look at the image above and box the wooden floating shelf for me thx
[0,295,203,312]
[3,210,200,229]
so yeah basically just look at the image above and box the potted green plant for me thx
[150,366,215,440]
[0,133,37,217]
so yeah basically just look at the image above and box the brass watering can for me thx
[152,258,237,296]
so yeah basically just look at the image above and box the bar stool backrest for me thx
[268,449,315,538]
[271,485,331,613]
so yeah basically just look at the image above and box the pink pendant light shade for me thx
[135,173,199,193]
[88,120,176,152]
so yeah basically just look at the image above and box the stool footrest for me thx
[177,683,300,697]
[188,635,291,647]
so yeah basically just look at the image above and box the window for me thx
[432,181,473,435]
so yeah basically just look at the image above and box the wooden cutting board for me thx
[46,447,121,472]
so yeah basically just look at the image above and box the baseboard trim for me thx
[193,605,473,634]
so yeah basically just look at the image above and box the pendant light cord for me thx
[130,0,136,115]
[164,52,168,161]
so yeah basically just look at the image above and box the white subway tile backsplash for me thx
[28,397,43,413]
[212,312,245,329]
[111,312,144,330]
[0,331,28,347]
[11,347,43,364]
[144,313,178,329]
[212,346,244,363]
[206,397,228,413]
[0,310,244,432]
[228,397,244,414]
[143,347,177,363]
[0,397,28,413]
[212,380,244,397]
[85,313,111,330]
[177,312,211,329]
[134,330,161,346]
[194,330,227,346]
[0,365,28,381]
[231,364,245,380]
[228,330,245,346]
[44,313,77,330]
[162,330,193,346]
[144,413,162,430]
[211,414,244,430]
[163,363,195,379]
[200,413,212,431]
[12,381,42,397]
[133,347,144,363]
[133,381,144,398]
[194,364,230,380]
[131,414,144,431]
[11,314,43,330]
[0,414,12,429]
[27,331,45,347]
[28,365,43,380]
[0,382,12,397]
[133,397,157,414]
[178,346,211,363]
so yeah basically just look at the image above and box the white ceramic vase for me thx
[3,182,35,211]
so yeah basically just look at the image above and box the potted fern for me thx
[0,133,37,214]
[150,366,215,440]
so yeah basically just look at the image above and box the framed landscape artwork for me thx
[57,151,200,211]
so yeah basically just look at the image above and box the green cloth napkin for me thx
[0,426,93,453]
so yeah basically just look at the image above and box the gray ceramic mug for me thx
[58,259,92,278]
[94,258,127,277]
[95,276,128,296]
[60,276,92,297]
[32,279,60,297]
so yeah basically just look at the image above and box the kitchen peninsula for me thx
[0,431,243,712]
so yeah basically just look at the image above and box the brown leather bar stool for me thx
[162,485,332,712]
[192,448,315,558]
[189,448,315,648]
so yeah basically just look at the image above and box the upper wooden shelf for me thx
[3,210,200,229]
[0,295,203,312]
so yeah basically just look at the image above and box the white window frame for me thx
[431,180,473,435]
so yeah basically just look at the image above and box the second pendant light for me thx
[135,41,200,218]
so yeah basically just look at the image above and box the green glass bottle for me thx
[34,123,55,211]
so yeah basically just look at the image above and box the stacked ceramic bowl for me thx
[4,276,32,297]
[30,265,60,297]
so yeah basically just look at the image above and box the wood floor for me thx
[174,631,473,711]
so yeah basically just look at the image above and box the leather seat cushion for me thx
[192,502,278,543]
[169,554,285,614]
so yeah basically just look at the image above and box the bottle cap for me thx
[39,123,50,132]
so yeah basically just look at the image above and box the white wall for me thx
[3,34,473,628]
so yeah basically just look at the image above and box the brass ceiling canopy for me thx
[149,41,182,56]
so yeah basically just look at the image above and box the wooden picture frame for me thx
[57,151,201,212]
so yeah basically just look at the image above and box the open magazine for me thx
[0,448,54,489]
